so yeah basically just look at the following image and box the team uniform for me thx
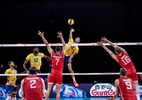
[26,53,44,73]
[65,38,79,63]
[48,52,64,85]
[118,77,137,100]
[5,68,17,94]
[22,75,44,100]
[117,51,138,81]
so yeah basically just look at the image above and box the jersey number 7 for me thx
[55,58,59,65]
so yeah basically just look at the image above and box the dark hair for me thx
[55,46,61,52]
[115,47,122,54]
[29,67,37,74]
[8,61,13,65]
[120,68,127,76]
[33,47,38,50]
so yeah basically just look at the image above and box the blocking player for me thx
[65,28,80,87]
[108,68,137,100]
[38,30,65,100]
[20,67,45,100]
[97,37,140,99]
[5,61,17,100]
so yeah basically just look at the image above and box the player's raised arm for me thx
[38,31,53,55]
[101,37,126,52]
[97,41,118,62]
[69,28,75,39]
[57,31,66,54]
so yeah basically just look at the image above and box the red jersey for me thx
[117,51,135,70]
[23,76,43,100]
[51,52,64,71]
[118,77,137,100]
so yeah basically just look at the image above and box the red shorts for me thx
[121,96,137,100]
[26,98,42,100]
[48,69,62,85]
[126,68,138,81]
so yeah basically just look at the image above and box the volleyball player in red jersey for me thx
[20,67,45,100]
[38,31,66,100]
[108,68,137,100]
[97,37,140,100]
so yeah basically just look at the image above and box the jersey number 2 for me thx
[30,80,36,88]
[55,58,59,65]
[125,81,132,89]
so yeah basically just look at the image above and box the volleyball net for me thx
[0,42,141,77]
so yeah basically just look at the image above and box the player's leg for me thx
[56,84,61,100]
[5,85,14,100]
[65,56,78,87]
[56,71,62,100]
[133,81,140,100]
[131,70,140,100]
[67,63,78,87]
[5,95,12,100]
[45,71,54,100]
[45,83,53,100]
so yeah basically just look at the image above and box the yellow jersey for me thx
[5,68,17,86]
[26,53,44,70]
[65,38,79,56]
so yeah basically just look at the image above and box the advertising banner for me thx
[0,83,142,99]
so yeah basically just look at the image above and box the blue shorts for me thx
[65,56,71,63]
[5,85,14,94]
[37,70,41,74]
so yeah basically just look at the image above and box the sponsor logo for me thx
[90,83,116,96]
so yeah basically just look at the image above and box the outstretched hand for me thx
[97,41,103,46]
[37,31,44,36]
[57,31,63,38]
[70,28,75,33]
[101,37,108,43]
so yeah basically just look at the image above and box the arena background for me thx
[0,1,142,85]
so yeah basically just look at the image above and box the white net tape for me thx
[0,42,142,47]
[0,72,142,76]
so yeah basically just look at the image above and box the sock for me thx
[6,96,12,100]
[73,77,76,81]
[136,94,140,100]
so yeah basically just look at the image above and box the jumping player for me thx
[97,37,140,100]
[108,68,137,100]
[65,28,80,87]
[38,31,66,100]
[5,61,17,100]
[20,67,45,100]
[23,47,51,73]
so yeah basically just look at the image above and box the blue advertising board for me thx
[0,83,142,99]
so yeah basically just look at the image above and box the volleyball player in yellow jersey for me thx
[23,47,51,73]
[5,61,17,100]
[65,28,80,87]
